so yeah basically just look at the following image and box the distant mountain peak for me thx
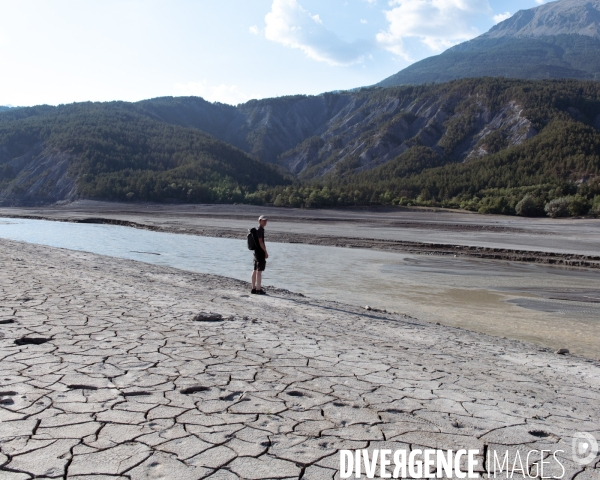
[376,0,600,88]
[484,0,600,40]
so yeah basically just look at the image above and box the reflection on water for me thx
[0,217,599,358]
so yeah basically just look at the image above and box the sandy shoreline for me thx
[0,239,598,478]
[1,202,600,268]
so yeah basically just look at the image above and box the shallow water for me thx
[1,217,599,357]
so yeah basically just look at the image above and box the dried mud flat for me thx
[0,239,599,479]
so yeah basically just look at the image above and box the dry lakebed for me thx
[0,238,598,479]
[0,203,599,479]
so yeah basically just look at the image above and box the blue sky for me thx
[0,0,553,107]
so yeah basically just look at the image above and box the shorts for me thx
[254,256,266,272]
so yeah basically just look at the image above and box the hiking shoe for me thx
[256,289,267,295]
[251,289,257,294]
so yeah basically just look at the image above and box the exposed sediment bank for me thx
[0,240,598,478]
[1,202,600,268]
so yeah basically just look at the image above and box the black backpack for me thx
[247,228,258,250]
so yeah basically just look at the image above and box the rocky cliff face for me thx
[274,90,539,179]
[0,145,77,206]
[140,83,546,180]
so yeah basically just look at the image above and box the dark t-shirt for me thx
[255,226,265,257]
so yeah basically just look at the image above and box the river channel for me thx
[1,217,599,357]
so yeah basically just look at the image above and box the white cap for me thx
[258,215,268,221]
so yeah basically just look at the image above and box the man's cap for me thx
[258,215,268,221]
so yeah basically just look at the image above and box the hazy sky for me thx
[0,0,553,107]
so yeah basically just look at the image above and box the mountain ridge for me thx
[377,0,600,87]
[483,0,600,40]
[134,79,600,184]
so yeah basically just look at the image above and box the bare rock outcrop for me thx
[0,145,77,206]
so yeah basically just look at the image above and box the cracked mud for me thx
[0,239,598,479]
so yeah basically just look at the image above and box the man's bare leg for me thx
[255,271,262,291]
[251,270,257,290]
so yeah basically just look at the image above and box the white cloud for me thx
[493,11,511,23]
[249,25,260,35]
[363,0,377,4]
[263,0,371,66]
[174,81,250,105]
[360,19,368,24]
[376,0,492,60]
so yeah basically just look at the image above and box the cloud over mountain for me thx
[377,0,493,59]
[263,0,372,66]
[493,12,512,24]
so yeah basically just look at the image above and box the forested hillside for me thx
[0,102,288,205]
[1,78,600,216]
[259,79,600,216]
[135,94,357,165]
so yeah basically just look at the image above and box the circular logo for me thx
[572,432,599,466]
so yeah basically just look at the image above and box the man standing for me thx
[251,215,269,295]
